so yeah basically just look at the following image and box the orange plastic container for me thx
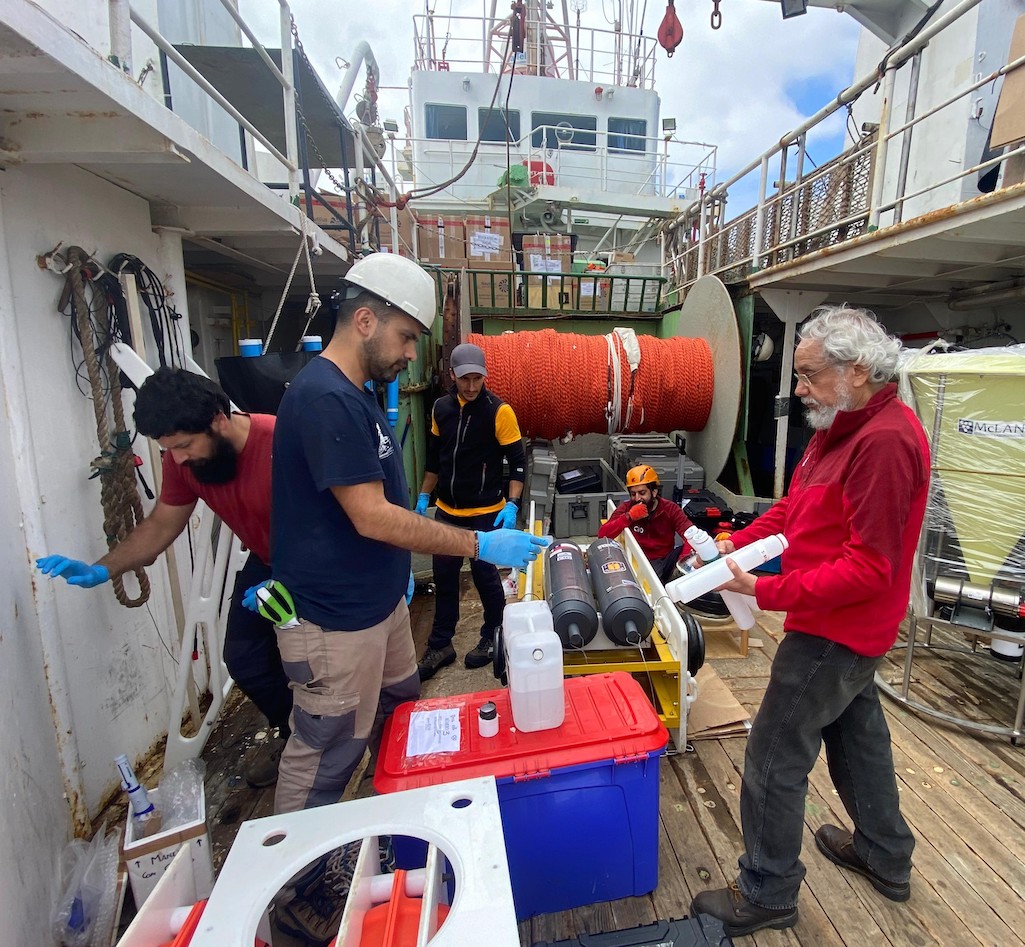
[329,870,450,947]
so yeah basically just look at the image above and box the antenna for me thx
[570,0,587,79]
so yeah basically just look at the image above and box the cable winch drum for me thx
[544,541,599,648]
[587,538,654,646]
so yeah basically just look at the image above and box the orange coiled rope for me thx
[468,329,714,439]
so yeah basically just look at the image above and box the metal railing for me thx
[408,128,714,205]
[665,0,1000,294]
[430,265,665,316]
[122,0,301,199]
[413,8,658,89]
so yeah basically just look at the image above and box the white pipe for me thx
[215,0,289,89]
[868,65,896,230]
[279,2,299,200]
[108,0,132,74]
[337,41,380,116]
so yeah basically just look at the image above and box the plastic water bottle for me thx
[668,530,788,629]
[115,754,161,838]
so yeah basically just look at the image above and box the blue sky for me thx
[242,0,862,219]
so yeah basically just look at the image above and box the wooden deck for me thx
[193,581,1025,947]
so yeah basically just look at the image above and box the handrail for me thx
[128,6,296,176]
[666,0,996,294]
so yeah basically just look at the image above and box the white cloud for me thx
[241,0,861,213]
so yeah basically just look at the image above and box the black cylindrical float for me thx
[587,538,654,646]
[544,541,599,648]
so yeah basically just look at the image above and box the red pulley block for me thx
[658,0,684,57]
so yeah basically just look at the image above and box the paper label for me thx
[470,231,502,255]
[405,708,461,756]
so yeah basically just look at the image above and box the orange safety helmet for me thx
[626,464,659,489]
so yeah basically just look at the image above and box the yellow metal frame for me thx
[527,512,692,746]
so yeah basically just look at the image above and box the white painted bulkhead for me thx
[0,162,188,941]
[410,69,663,204]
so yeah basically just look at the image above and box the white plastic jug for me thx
[502,600,565,732]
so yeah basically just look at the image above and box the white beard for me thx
[803,380,856,430]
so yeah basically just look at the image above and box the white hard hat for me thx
[343,253,437,333]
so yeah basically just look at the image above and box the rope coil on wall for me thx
[65,247,151,608]
[468,328,715,440]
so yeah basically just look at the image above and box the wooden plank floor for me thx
[191,582,1025,946]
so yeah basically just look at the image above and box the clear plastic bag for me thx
[51,822,120,947]
[158,758,206,832]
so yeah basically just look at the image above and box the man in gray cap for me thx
[414,342,526,678]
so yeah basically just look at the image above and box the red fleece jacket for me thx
[598,496,694,561]
[731,384,929,657]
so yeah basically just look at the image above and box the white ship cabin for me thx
[404,0,715,252]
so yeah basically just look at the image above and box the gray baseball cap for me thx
[451,342,487,377]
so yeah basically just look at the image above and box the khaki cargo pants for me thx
[274,599,419,813]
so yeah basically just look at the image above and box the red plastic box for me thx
[374,672,668,919]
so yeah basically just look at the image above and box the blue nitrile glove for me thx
[414,492,430,516]
[406,570,415,604]
[477,530,551,568]
[36,556,110,589]
[493,498,519,530]
[242,581,272,613]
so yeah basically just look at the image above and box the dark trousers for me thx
[224,554,294,737]
[738,631,914,909]
[649,543,684,584]
[427,508,506,650]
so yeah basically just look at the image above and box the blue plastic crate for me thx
[377,673,668,919]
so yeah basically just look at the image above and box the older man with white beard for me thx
[689,306,930,938]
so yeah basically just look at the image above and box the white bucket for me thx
[502,600,565,732]
[990,632,1025,661]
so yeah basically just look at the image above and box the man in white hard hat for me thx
[268,253,547,811]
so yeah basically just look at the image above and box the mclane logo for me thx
[957,418,1025,438]
[376,422,395,459]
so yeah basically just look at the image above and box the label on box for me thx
[529,255,563,275]
[406,708,461,756]
[470,231,502,256]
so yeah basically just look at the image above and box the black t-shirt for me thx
[271,357,409,629]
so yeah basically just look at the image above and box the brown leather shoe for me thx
[690,881,798,937]
[815,824,911,902]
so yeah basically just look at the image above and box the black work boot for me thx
[418,644,456,681]
[815,824,911,902]
[464,635,495,669]
[690,882,798,937]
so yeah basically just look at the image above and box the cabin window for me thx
[608,117,647,153]
[479,108,521,143]
[425,104,468,140]
[530,112,597,151]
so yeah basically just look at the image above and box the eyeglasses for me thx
[793,364,834,387]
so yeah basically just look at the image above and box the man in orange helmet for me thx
[598,464,695,583]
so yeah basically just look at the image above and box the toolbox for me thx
[374,672,669,919]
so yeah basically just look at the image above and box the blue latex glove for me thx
[414,492,430,516]
[493,499,519,530]
[36,556,110,589]
[477,530,551,568]
[242,581,272,613]
[406,570,415,604]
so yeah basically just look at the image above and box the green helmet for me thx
[256,580,296,626]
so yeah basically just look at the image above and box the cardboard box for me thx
[522,234,574,310]
[416,214,466,262]
[468,256,516,307]
[375,672,668,920]
[465,214,512,264]
[574,270,611,312]
[121,787,214,908]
